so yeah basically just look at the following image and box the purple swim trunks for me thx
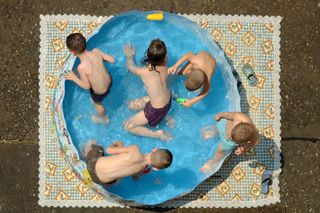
[144,98,172,126]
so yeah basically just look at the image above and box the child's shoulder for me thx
[77,61,90,72]
[234,112,252,123]
[91,48,101,54]
[197,51,214,59]
[77,63,85,72]
[190,51,208,62]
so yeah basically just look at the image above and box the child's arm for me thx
[123,44,144,76]
[168,52,194,75]
[126,56,145,75]
[200,144,226,173]
[215,112,236,121]
[95,48,115,64]
[65,66,91,90]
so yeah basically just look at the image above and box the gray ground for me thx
[0,0,319,212]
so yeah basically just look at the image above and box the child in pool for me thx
[83,140,173,185]
[64,33,115,124]
[123,39,172,141]
[168,51,216,108]
[200,112,259,173]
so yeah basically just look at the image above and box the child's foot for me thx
[200,160,218,174]
[92,115,109,124]
[165,116,175,129]
[201,126,219,140]
[157,130,172,142]
[200,163,211,174]
[82,140,96,160]
[112,141,124,147]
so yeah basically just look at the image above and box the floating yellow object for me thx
[146,13,164,21]
[82,170,93,187]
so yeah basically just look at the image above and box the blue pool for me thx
[62,11,240,205]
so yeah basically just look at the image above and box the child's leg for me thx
[201,125,219,140]
[128,96,150,110]
[165,116,175,129]
[200,144,225,173]
[124,110,171,141]
[92,102,109,124]
[95,102,106,116]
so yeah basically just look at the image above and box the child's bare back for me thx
[83,140,173,184]
[190,51,216,77]
[96,143,146,183]
[139,64,170,108]
[79,49,113,94]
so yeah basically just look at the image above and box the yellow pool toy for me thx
[146,12,164,21]
[82,170,94,187]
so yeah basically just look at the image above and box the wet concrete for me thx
[0,0,319,212]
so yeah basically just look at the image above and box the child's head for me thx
[66,33,86,55]
[185,69,206,91]
[142,39,167,71]
[150,148,173,170]
[231,122,254,144]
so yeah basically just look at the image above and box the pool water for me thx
[62,11,240,205]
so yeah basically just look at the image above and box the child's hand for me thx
[200,163,211,173]
[168,66,177,75]
[234,146,245,155]
[64,70,77,81]
[123,44,135,57]
[181,99,193,108]
[113,141,124,147]
[109,141,123,147]
[214,114,221,121]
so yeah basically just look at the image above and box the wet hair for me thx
[185,69,206,91]
[141,39,167,72]
[150,149,173,169]
[231,122,254,144]
[66,33,86,54]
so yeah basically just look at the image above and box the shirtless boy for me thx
[83,140,173,185]
[200,112,259,173]
[123,39,171,141]
[65,33,115,123]
[168,51,216,108]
